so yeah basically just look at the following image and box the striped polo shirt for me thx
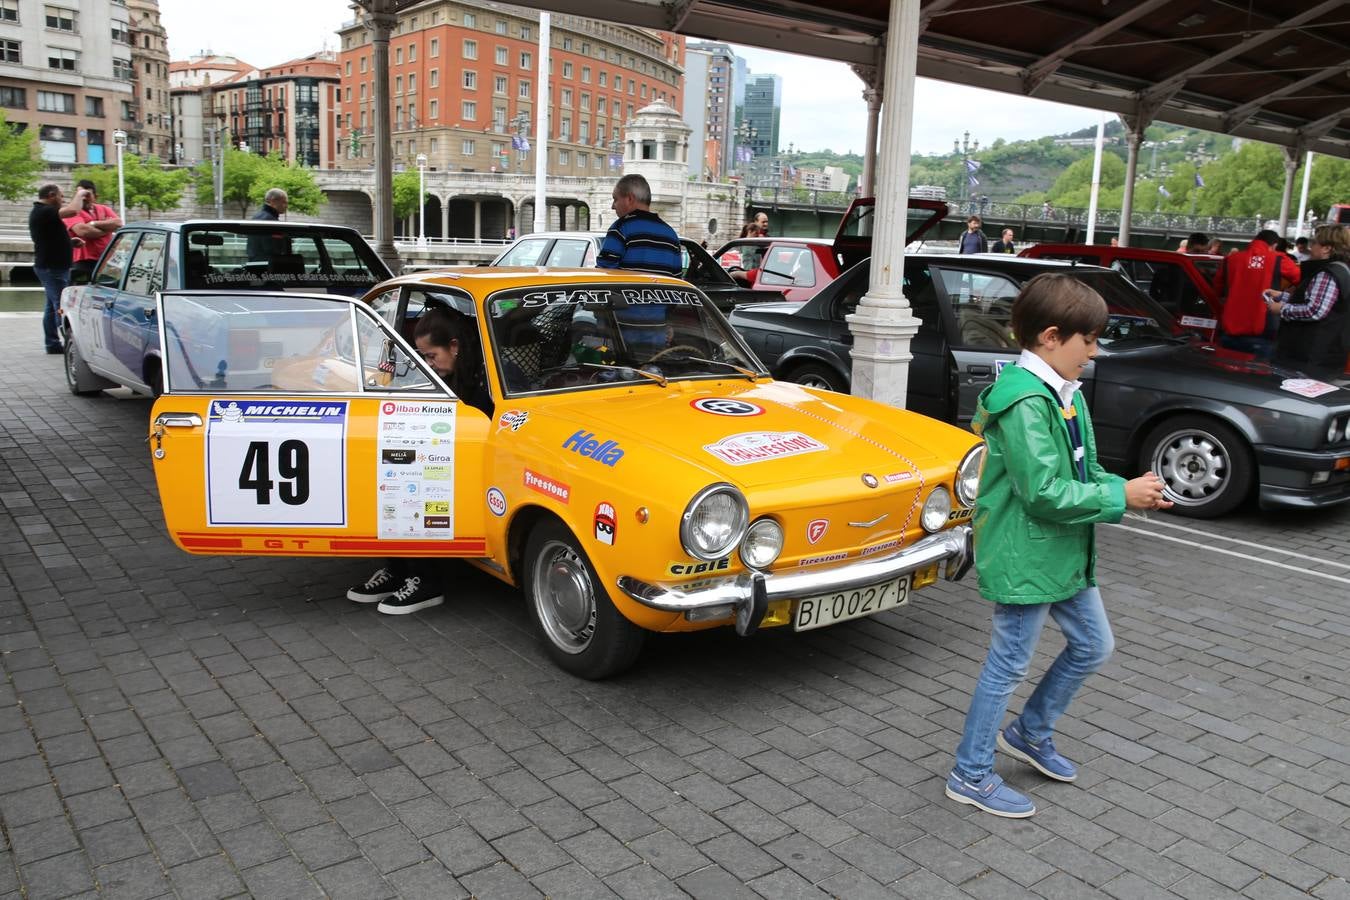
[596,209,682,276]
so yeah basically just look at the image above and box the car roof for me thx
[510,231,606,241]
[719,237,835,246]
[1026,243,1223,262]
[377,266,693,292]
[126,220,366,234]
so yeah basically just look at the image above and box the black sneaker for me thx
[347,567,399,603]
[377,576,444,615]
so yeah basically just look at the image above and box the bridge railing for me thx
[744,186,1273,237]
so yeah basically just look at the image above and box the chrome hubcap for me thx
[1152,429,1228,507]
[531,540,596,654]
[797,373,833,390]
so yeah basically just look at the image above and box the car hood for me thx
[1098,342,1350,411]
[519,379,975,490]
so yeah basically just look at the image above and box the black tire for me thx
[522,519,645,679]
[789,362,848,393]
[64,334,107,397]
[1139,416,1253,518]
[147,365,164,398]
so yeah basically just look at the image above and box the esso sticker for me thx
[691,397,764,417]
[486,487,507,517]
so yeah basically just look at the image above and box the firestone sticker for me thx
[524,469,570,503]
[704,431,827,465]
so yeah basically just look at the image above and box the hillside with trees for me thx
[787,121,1350,219]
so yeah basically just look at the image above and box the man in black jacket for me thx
[28,183,84,354]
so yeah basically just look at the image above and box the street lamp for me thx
[954,130,979,207]
[734,121,757,178]
[111,129,127,222]
[415,152,427,246]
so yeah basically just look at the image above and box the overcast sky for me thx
[159,0,1103,156]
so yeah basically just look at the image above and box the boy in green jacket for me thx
[945,273,1171,818]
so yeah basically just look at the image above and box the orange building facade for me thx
[336,1,684,177]
[207,54,341,168]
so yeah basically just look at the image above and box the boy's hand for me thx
[1125,472,1172,510]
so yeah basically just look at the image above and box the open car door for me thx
[834,197,949,272]
[147,290,489,559]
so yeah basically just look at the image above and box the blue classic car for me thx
[62,221,391,397]
[728,255,1350,517]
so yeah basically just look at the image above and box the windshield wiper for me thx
[683,356,761,381]
[581,362,668,387]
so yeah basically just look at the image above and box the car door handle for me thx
[967,365,992,376]
[153,413,202,428]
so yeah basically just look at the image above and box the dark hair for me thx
[76,179,97,192]
[414,307,483,398]
[1313,224,1350,263]
[1295,237,1309,248]
[1187,231,1209,246]
[1011,273,1109,349]
[1255,229,1281,245]
[1274,238,1290,253]
[37,183,60,199]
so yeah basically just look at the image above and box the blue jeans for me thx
[954,586,1114,781]
[34,265,69,351]
[1219,332,1273,361]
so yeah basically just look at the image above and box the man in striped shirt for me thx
[597,174,682,357]
[597,174,681,276]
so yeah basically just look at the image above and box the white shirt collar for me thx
[1017,349,1080,408]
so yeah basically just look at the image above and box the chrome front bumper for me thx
[616,526,973,637]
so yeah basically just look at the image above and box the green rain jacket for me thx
[971,364,1127,604]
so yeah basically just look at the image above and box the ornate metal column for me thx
[851,61,882,197]
[365,3,399,269]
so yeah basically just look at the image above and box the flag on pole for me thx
[968,174,980,188]
[511,135,522,150]
[519,138,530,152]
[964,158,981,173]
[1194,172,1205,188]
[1158,185,1171,197]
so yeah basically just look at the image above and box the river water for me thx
[0,288,47,313]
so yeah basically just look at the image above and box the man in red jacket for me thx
[1213,228,1300,359]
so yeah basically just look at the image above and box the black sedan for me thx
[729,254,1350,517]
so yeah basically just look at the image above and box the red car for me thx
[1020,243,1224,340]
[714,197,948,303]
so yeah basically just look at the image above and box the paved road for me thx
[2,312,1350,899]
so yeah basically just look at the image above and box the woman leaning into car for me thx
[1264,225,1350,380]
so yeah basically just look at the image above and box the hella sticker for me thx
[563,430,624,466]
[594,502,617,545]
[486,487,507,517]
[807,519,829,544]
[691,397,764,417]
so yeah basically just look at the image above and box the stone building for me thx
[126,0,170,157]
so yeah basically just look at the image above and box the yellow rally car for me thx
[148,268,984,678]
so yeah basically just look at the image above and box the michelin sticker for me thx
[376,400,458,538]
[206,400,349,527]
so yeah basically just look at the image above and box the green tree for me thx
[75,156,190,219]
[0,110,42,200]
[1190,142,1283,217]
[1046,153,1126,208]
[392,170,427,220]
[194,149,324,217]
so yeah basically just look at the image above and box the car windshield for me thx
[1070,270,1179,345]
[485,281,766,395]
[182,225,387,296]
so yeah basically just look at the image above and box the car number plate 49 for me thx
[793,576,910,632]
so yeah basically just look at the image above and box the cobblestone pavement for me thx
[3,312,1350,899]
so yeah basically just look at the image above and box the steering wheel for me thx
[647,344,702,364]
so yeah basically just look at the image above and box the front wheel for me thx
[789,362,848,393]
[523,520,644,679]
[1139,416,1252,518]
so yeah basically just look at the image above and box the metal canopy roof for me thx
[365,0,1350,158]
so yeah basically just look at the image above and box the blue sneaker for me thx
[997,721,1077,782]
[944,770,1035,818]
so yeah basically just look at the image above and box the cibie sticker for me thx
[705,431,827,466]
[1280,378,1339,398]
[497,410,529,432]
[691,397,764,417]
[486,487,507,517]
[594,502,616,545]
[807,519,828,544]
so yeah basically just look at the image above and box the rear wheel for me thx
[789,362,848,393]
[64,332,109,396]
[1140,416,1252,518]
[523,520,644,679]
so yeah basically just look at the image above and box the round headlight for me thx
[680,484,749,561]
[955,443,987,508]
[739,518,784,570]
[921,486,953,533]
[1328,418,1345,444]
